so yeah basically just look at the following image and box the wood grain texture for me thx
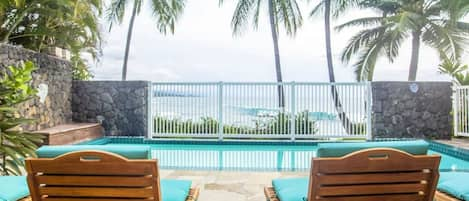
[25,151,199,201]
[264,148,441,201]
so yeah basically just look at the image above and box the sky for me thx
[91,0,468,82]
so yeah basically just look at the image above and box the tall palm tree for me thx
[219,0,303,109]
[311,0,359,134]
[107,0,186,80]
[338,0,469,81]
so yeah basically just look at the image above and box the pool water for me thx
[86,139,469,172]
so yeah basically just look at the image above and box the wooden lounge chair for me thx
[25,150,199,201]
[265,148,441,201]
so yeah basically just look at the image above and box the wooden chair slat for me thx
[308,148,441,201]
[314,194,425,201]
[317,157,440,174]
[36,175,154,187]
[265,148,441,201]
[39,187,154,198]
[317,183,427,196]
[29,162,155,175]
[26,151,162,201]
[42,198,154,201]
[317,171,431,185]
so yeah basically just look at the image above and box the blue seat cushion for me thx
[36,145,151,159]
[438,172,469,200]
[161,179,192,201]
[272,178,308,201]
[0,176,29,201]
[317,140,429,157]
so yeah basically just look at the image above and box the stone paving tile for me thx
[437,138,469,150]
[160,170,307,201]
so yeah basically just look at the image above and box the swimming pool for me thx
[83,138,469,172]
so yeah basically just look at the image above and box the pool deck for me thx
[437,138,469,150]
[160,170,308,201]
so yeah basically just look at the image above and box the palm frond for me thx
[150,0,186,35]
[275,0,303,36]
[231,0,256,35]
[341,25,389,64]
[335,17,384,32]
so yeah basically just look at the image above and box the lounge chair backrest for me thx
[25,150,162,201]
[308,148,441,201]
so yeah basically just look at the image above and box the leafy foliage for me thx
[0,0,103,80]
[106,0,186,80]
[438,54,469,85]
[219,0,303,36]
[0,61,43,176]
[336,0,469,81]
[155,111,318,135]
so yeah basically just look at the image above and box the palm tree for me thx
[107,0,186,81]
[311,0,359,134]
[219,0,303,109]
[338,0,469,81]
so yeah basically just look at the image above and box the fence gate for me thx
[149,82,372,140]
[454,86,469,137]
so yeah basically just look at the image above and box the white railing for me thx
[150,82,372,140]
[454,85,469,137]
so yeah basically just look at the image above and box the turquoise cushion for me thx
[317,140,429,157]
[438,172,469,200]
[0,176,29,201]
[272,178,308,201]
[36,145,151,159]
[161,179,192,201]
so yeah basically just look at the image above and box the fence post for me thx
[218,82,224,141]
[290,82,296,141]
[147,82,153,139]
[366,82,373,140]
[454,86,459,137]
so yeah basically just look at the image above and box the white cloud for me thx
[92,0,456,82]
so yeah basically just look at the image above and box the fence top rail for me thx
[152,82,370,86]
[454,85,469,90]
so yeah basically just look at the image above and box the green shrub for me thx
[154,111,318,135]
[0,61,43,176]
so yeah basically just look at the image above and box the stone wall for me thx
[372,82,452,140]
[72,81,150,136]
[0,44,73,131]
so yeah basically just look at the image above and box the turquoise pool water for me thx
[85,138,469,172]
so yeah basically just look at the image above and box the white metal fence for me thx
[149,82,372,140]
[454,86,469,137]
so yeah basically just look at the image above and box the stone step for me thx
[34,123,103,145]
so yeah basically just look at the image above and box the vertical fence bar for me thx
[218,82,224,141]
[290,82,296,141]
[147,82,153,138]
[454,86,459,137]
[366,82,373,140]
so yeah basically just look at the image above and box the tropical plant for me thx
[0,0,103,81]
[438,54,469,85]
[0,61,43,176]
[337,0,469,81]
[107,0,186,81]
[219,0,303,109]
[311,0,358,134]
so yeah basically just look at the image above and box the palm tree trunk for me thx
[122,0,139,81]
[268,0,285,109]
[324,0,354,134]
[408,31,421,81]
